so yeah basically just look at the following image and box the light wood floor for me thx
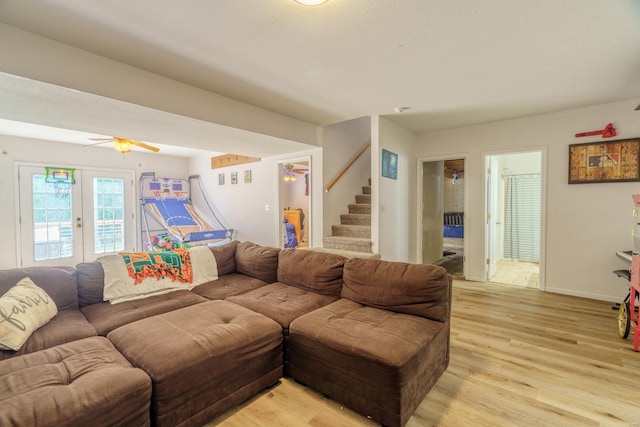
[206,280,640,426]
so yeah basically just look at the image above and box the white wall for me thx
[417,98,640,301]
[189,148,323,248]
[0,135,190,269]
[374,116,418,262]
[321,117,371,236]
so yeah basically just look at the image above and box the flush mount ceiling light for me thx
[295,0,328,5]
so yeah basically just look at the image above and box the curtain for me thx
[503,174,541,262]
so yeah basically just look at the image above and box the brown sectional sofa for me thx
[0,241,452,427]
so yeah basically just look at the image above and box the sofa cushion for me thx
[0,266,78,310]
[81,290,208,336]
[342,258,451,322]
[208,240,239,276]
[226,283,337,330]
[0,277,58,351]
[0,336,151,427]
[235,241,280,283]
[192,273,267,300]
[0,309,97,361]
[76,261,105,308]
[277,249,345,297]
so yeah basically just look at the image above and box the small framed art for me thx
[381,149,398,179]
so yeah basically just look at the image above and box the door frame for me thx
[277,155,312,249]
[416,153,468,276]
[15,161,137,267]
[483,147,547,290]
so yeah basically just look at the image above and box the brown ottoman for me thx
[107,300,283,427]
[289,299,450,427]
[0,336,152,427]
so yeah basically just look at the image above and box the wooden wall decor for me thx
[568,138,640,184]
[211,154,260,169]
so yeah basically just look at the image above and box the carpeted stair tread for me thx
[310,248,380,259]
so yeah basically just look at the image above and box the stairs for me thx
[319,181,380,259]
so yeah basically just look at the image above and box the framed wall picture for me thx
[381,149,398,179]
[231,172,238,185]
[568,138,640,184]
[244,169,252,183]
[218,173,225,185]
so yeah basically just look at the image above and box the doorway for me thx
[420,158,465,278]
[279,158,311,249]
[485,150,543,288]
[17,164,136,267]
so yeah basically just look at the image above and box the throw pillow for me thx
[0,277,58,351]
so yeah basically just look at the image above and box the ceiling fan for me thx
[87,136,160,153]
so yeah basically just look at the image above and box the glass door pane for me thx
[32,174,74,260]
[93,177,126,254]
[82,169,135,259]
[19,165,83,267]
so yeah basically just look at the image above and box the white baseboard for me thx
[544,286,622,303]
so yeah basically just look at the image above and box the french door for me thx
[18,165,136,267]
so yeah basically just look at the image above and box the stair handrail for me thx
[325,140,371,193]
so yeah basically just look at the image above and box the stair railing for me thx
[325,140,371,192]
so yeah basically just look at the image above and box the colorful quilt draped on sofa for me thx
[121,249,193,285]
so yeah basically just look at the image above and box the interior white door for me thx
[486,157,500,280]
[422,161,444,264]
[18,165,135,267]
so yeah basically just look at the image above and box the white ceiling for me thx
[1,0,640,152]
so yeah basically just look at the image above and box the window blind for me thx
[503,174,541,262]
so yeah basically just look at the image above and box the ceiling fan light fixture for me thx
[295,0,328,5]
[114,141,131,153]
[283,163,298,181]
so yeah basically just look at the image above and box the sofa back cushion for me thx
[235,242,280,283]
[0,266,78,311]
[76,262,105,308]
[341,258,451,322]
[208,240,238,276]
[277,250,345,297]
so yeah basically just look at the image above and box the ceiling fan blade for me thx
[130,140,160,152]
[83,141,111,147]
[89,137,116,142]
[635,104,640,111]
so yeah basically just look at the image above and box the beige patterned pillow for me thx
[0,277,58,351]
